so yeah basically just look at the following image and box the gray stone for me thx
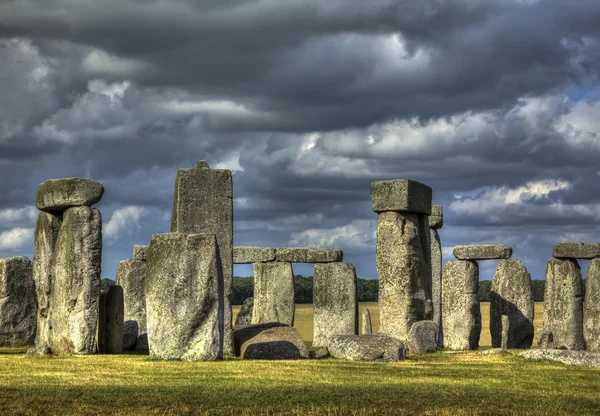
[370,180,432,215]
[442,260,481,350]
[252,262,295,326]
[314,347,330,359]
[501,315,510,350]
[552,242,600,259]
[233,247,276,264]
[47,207,102,354]
[537,328,554,349]
[133,245,148,261]
[453,244,512,260]
[407,321,438,354]
[146,232,223,361]
[32,212,61,348]
[135,333,149,354]
[541,258,585,350]
[123,320,139,351]
[430,228,443,346]
[479,348,508,356]
[170,162,233,354]
[101,286,124,354]
[490,259,534,349]
[584,259,600,352]
[429,205,443,229]
[96,292,106,353]
[362,308,372,335]
[0,257,36,346]
[376,211,432,343]
[235,297,254,326]
[27,346,53,355]
[275,248,343,263]
[232,323,309,359]
[520,349,600,368]
[36,177,104,212]
[115,259,147,349]
[327,334,406,361]
[313,262,358,347]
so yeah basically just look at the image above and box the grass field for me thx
[1,302,597,415]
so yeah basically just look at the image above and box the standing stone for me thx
[170,161,233,354]
[96,292,107,353]
[540,258,585,351]
[490,259,535,349]
[501,315,510,350]
[235,297,254,326]
[146,232,223,361]
[362,308,372,335]
[376,211,432,343]
[313,262,358,347]
[442,260,481,350]
[32,212,61,348]
[584,259,600,352]
[123,321,139,351]
[48,206,102,354]
[133,245,148,261]
[252,262,295,326]
[0,257,36,346]
[430,228,443,345]
[407,320,438,354]
[100,286,124,354]
[115,259,147,351]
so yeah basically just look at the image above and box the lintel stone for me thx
[552,242,600,259]
[429,205,443,229]
[233,247,276,264]
[453,244,512,260]
[36,177,104,212]
[275,247,342,263]
[133,245,148,262]
[370,180,432,215]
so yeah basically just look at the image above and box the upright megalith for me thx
[252,262,295,326]
[133,245,148,262]
[540,258,584,350]
[116,256,147,352]
[313,262,358,347]
[0,257,36,346]
[584,259,600,352]
[429,205,443,345]
[36,177,104,212]
[97,286,124,354]
[170,160,233,353]
[362,308,372,335]
[373,179,433,343]
[490,259,534,349]
[442,260,481,350]
[146,232,223,361]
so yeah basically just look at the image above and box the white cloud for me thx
[0,227,34,250]
[0,206,37,224]
[289,219,376,252]
[82,49,152,79]
[103,206,148,241]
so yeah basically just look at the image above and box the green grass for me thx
[1,302,594,415]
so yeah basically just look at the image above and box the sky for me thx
[1,0,600,281]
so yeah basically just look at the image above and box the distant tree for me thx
[531,280,545,302]
[232,276,254,304]
[100,278,115,294]
[357,278,378,302]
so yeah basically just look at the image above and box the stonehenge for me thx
[0,257,36,346]
[453,244,512,260]
[361,308,372,335]
[429,205,443,345]
[585,259,600,352]
[252,262,295,326]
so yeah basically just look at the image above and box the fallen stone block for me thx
[275,247,343,263]
[233,247,276,264]
[584,259,600,352]
[407,321,438,354]
[235,297,254,326]
[520,349,600,368]
[133,245,148,262]
[327,334,406,361]
[370,179,432,215]
[453,244,512,260]
[429,205,443,229]
[36,177,104,212]
[233,323,309,359]
[552,242,600,259]
[0,257,36,346]
[252,262,295,326]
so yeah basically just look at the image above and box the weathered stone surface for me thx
[453,244,512,260]
[275,248,343,263]
[430,228,443,346]
[0,257,36,346]
[362,308,372,335]
[252,262,295,326]
[102,286,123,354]
[146,232,223,361]
[537,328,554,349]
[313,262,358,347]
[552,242,600,259]
[429,205,443,229]
[115,259,147,350]
[370,180,432,215]
[376,211,432,343]
[233,247,275,264]
[541,258,585,350]
[133,245,148,261]
[170,163,233,354]
[47,207,102,354]
[36,177,104,212]
[314,347,330,359]
[32,212,61,348]
[327,334,406,361]
[584,259,600,352]
[490,259,534,349]
[407,321,438,354]
[233,323,309,359]
[442,260,481,350]
[123,320,139,351]
[520,349,600,368]
[235,297,254,326]
[501,315,510,350]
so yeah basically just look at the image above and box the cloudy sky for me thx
[1,0,600,281]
